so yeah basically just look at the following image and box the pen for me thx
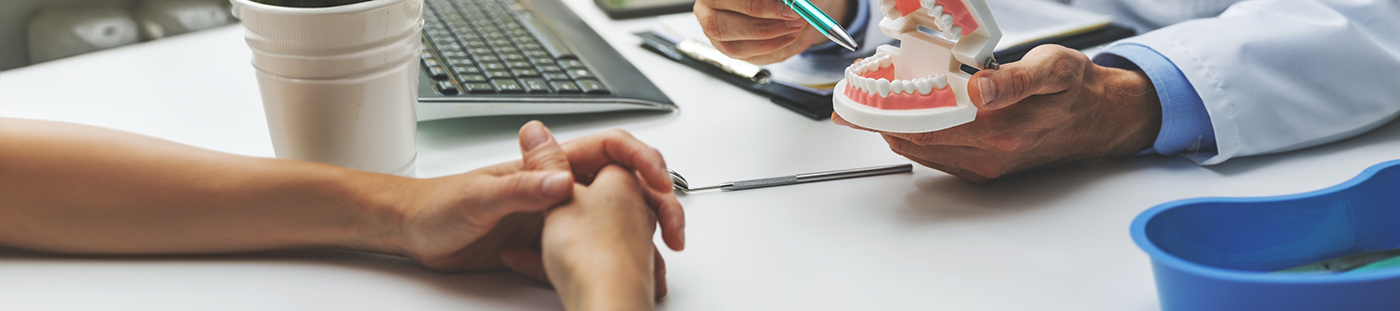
[782,0,859,51]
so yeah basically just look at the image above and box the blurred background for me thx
[0,0,236,71]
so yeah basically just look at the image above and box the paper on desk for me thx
[651,0,1112,90]
[986,0,1112,50]
[652,15,844,94]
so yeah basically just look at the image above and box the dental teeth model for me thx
[832,0,1001,133]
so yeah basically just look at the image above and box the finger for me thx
[643,186,686,251]
[704,0,798,20]
[560,129,672,194]
[712,33,801,60]
[589,164,645,195]
[881,135,998,182]
[734,30,815,64]
[518,121,572,172]
[479,170,575,217]
[968,44,1087,110]
[699,9,803,41]
[653,247,668,299]
[500,248,551,283]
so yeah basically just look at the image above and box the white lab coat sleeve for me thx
[1115,0,1400,165]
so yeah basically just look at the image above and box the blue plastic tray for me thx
[1132,159,1400,311]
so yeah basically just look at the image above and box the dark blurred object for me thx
[250,0,372,8]
[135,0,235,39]
[594,0,692,19]
[28,6,141,64]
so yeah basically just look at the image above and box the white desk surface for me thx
[2,1,1399,309]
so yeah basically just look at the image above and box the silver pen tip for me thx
[829,28,859,52]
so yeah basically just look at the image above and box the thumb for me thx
[480,170,574,217]
[969,44,1086,110]
[519,121,572,172]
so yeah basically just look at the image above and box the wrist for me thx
[548,239,654,311]
[325,168,415,256]
[1099,66,1162,157]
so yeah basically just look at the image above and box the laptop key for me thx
[502,53,527,62]
[458,74,488,82]
[575,79,610,95]
[486,70,513,79]
[455,66,481,74]
[520,78,550,93]
[511,69,540,77]
[566,68,595,79]
[507,61,532,69]
[480,62,507,70]
[551,81,582,94]
[558,59,585,69]
[435,81,459,95]
[537,64,563,72]
[475,55,500,62]
[544,72,571,81]
[448,58,474,66]
[492,79,525,93]
[463,82,496,93]
[427,66,449,80]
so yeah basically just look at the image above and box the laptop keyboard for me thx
[421,0,610,96]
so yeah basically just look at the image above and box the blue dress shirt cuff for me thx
[1093,43,1216,157]
[803,0,870,56]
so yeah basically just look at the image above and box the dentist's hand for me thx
[694,0,853,64]
[834,45,1163,183]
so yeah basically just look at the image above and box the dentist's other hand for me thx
[834,45,1163,183]
[694,0,853,64]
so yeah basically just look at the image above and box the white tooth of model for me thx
[915,78,933,95]
[876,79,891,97]
[931,74,948,88]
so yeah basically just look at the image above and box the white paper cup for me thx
[231,0,422,176]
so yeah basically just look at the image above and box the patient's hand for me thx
[361,122,682,277]
[834,45,1163,183]
[694,0,853,64]
[540,164,658,311]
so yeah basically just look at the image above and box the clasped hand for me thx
[355,121,681,299]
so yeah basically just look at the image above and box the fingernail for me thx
[978,77,996,108]
[781,7,797,19]
[786,20,805,29]
[520,122,551,151]
[541,172,572,199]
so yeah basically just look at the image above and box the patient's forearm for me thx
[0,118,397,254]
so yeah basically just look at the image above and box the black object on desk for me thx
[639,24,1135,121]
[638,32,835,120]
[596,0,694,19]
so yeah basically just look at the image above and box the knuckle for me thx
[1005,67,1033,99]
[1047,55,1081,86]
[746,0,770,17]
[700,15,725,39]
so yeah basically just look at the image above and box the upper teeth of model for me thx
[845,54,949,97]
[879,0,964,40]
